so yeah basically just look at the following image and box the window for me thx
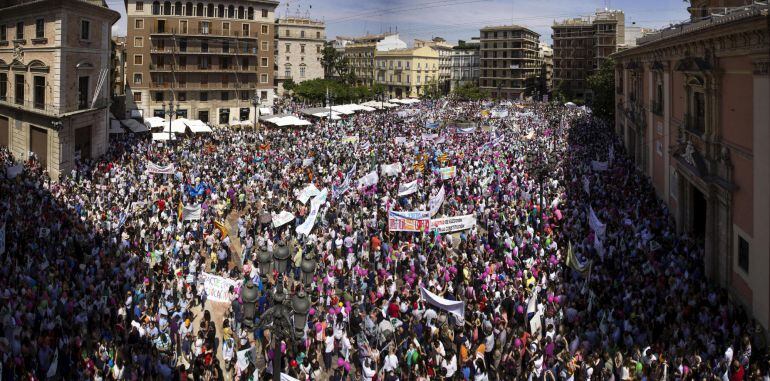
[227,5,234,18]
[240,90,249,101]
[300,44,305,54]
[33,76,45,109]
[200,91,208,101]
[200,21,210,35]
[134,55,143,65]
[284,66,291,78]
[179,20,187,34]
[285,43,290,53]
[199,56,209,69]
[261,57,268,67]
[134,37,143,47]
[261,41,268,51]
[16,22,24,40]
[316,31,320,39]
[12,74,26,106]
[261,90,267,99]
[222,41,229,53]
[0,74,7,101]
[80,20,90,40]
[136,1,144,10]
[179,38,187,52]
[178,92,186,101]
[135,19,144,29]
[221,57,230,69]
[154,92,163,102]
[259,74,267,83]
[77,76,89,109]
[300,30,305,38]
[221,91,229,101]
[241,57,248,68]
[133,92,141,102]
[285,29,290,37]
[133,73,142,84]
[152,1,160,14]
[316,45,321,54]
[262,9,268,18]
[35,19,44,39]
[185,2,192,16]
[242,24,249,36]
[299,66,305,78]
[222,22,230,35]
[0,25,6,41]
[738,236,749,274]
[261,25,268,34]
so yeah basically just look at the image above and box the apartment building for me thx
[414,37,452,94]
[538,42,553,93]
[340,33,406,87]
[478,25,540,100]
[374,46,439,99]
[613,1,769,331]
[0,0,120,179]
[449,39,480,91]
[552,9,625,100]
[274,16,325,96]
[125,0,278,124]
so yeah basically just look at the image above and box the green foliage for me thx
[451,83,489,101]
[420,78,442,100]
[321,45,355,84]
[587,58,616,121]
[292,79,382,104]
[283,78,296,93]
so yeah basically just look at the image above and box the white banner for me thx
[421,133,439,142]
[296,188,328,236]
[420,287,465,320]
[591,160,608,172]
[146,161,176,174]
[272,211,296,228]
[361,141,371,151]
[380,163,403,177]
[357,171,379,189]
[491,109,509,118]
[429,214,475,234]
[5,164,23,179]
[397,180,418,197]
[427,187,445,217]
[297,183,320,204]
[456,127,476,134]
[395,136,407,145]
[530,309,543,339]
[302,157,314,167]
[589,207,606,239]
[439,166,456,180]
[199,272,240,302]
[182,204,202,221]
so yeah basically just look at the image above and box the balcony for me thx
[150,26,257,39]
[150,82,248,90]
[0,97,109,118]
[150,48,258,56]
[149,65,256,73]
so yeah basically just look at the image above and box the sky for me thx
[109,0,691,45]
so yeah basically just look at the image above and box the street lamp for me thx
[257,244,272,280]
[299,251,317,290]
[251,91,261,136]
[273,240,292,275]
[325,87,333,124]
[162,99,175,144]
[241,280,259,330]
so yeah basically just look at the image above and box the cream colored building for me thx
[274,16,325,96]
[0,0,120,179]
[341,33,406,87]
[415,37,452,94]
[374,46,439,99]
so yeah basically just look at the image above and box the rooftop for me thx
[276,16,325,26]
[480,24,539,36]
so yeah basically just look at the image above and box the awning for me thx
[331,105,356,115]
[109,119,125,134]
[162,118,188,133]
[312,112,341,120]
[184,119,213,133]
[152,133,176,141]
[145,116,166,128]
[121,119,150,133]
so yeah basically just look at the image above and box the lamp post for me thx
[325,87,333,124]
[251,91,261,138]
[162,99,175,144]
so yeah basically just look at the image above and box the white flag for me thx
[397,180,418,197]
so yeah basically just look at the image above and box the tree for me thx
[283,78,296,93]
[321,45,354,84]
[420,78,442,100]
[587,58,616,122]
[451,83,489,101]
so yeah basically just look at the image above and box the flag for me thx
[214,220,229,238]
[438,152,448,164]
[178,201,183,221]
[566,242,590,274]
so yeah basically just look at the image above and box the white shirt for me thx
[382,353,399,372]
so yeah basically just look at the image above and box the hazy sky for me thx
[109,0,691,45]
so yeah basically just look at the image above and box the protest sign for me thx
[272,211,295,228]
[297,183,320,204]
[439,166,456,180]
[296,188,328,236]
[429,214,476,234]
[397,180,418,197]
[588,206,606,239]
[199,272,240,302]
[381,163,402,177]
[356,171,379,189]
[182,204,202,221]
[427,187,445,217]
[341,135,359,144]
[388,211,430,232]
[420,287,465,320]
[146,161,176,174]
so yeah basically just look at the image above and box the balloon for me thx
[547,294,554,303]
[515,338,522,347]
[337,358,345,367]
[308,308,316,316]
[516,305,524,314]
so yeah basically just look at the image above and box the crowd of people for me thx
[0,98,767,381]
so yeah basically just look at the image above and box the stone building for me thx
[414,37,452,94]
[449,39,480,92]
[124,0,278,124]
[613,0,770,331]
[340,33,406,87]
[478,25,540,100]
[274,16,325,96]
[374,46,439,99]
[0,0,120,179]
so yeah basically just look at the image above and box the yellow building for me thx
[374,46,439,99]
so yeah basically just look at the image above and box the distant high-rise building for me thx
[125,0,278,125]
[478,25,540,100]
[552,9,625,101]
[274,16,325,96]
[450,39,480,92]
[0,0,120,178]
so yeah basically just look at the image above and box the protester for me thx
[0,97,765,381]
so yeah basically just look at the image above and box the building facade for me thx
[274,16,325,96]
[374,46,439,99]
[449,40,480,92]
[341,33,406,87]
[124,0,278,125]
[415,37,452,94]
[552,10,625,101]
[479,25,540,100]
[538,42,554,94]
[0,0,119,179]
[613,1,770,331]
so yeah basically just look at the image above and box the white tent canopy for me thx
[152,133,176,141]
[162,118,188,133]
[185,119,213,133]
[313,112,341,120]
[121,119,150,133]
[331,105,356,115]
[145,116,166,129]
[259,107,273,115]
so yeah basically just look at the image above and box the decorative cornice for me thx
[753,60,769,75]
